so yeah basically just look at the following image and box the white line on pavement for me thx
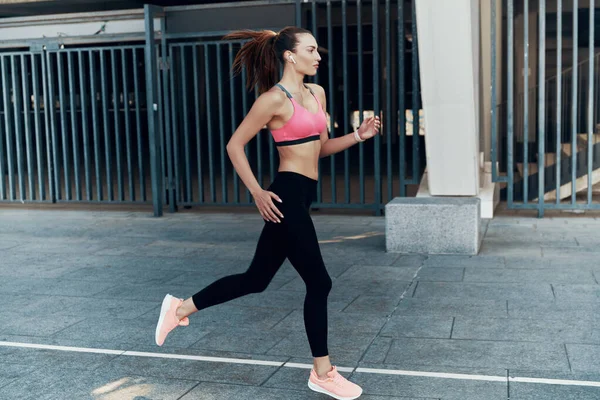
[1,340,598,388]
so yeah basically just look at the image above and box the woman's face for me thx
[288,34,321,76]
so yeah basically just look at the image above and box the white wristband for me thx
[354,129,364,143]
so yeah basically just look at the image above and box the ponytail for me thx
[223,26,312,94]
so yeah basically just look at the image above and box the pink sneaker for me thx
[155,294,189,346]
[308,366,363,400]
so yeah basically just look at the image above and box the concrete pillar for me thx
[415,0,481,196]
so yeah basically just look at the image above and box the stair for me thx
[502,132,600,202]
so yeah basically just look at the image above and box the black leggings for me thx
[191,171,332,357]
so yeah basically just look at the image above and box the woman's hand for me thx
[357,116,382,140]
[252,189,284,223]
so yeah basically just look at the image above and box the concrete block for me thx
[385,197,482,255]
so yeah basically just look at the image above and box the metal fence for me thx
[492,0,600,216]
[1,0,423,216]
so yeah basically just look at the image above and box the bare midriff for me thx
[277,140,321,181]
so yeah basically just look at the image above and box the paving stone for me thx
[413,282,554,302]
[452,317,600,344]
[508,370,600,400]
[552,284,600,302]
[380,316,454,339]
[463,268,596,284]
[385,338,570,372]
[393,298,508,318]
[416,267,464,282]
[423,255,504,269]
[0,365,198,400]
[508,299,600,321]
[565,344,600,373]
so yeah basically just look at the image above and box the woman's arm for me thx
[226,91,286,222]
[309,84,380,159]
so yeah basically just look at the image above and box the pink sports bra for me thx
[270,83,328,147]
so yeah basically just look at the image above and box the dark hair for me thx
[223,26,313,94]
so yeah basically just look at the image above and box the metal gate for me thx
[0,0,423,216]
[491,0,600,217]
[0,44,155,206]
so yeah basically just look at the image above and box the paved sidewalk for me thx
[0,208,599,399]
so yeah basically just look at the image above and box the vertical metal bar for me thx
[556,1,562,204]
[311,0,319,85]
[21,54,34,200]
[0,56,6,200]
[327,0,336,204]
[170,46,181,205]
[373,0,381,213]
[180,46,192,203]
[571,0,578,205]
[216,44,227,203]
[241,66,251,203]
[3,56,16,200]
[144,4,163,216]
[357,0,364,204]
[31,53,44,200]
[57,52,71,200]
[587,3,594,205]
[67,51,81,200]
[161,40,174,211]
[491,0,498,183]
[229,44,239,204]
[537,0,546,217]
[295,0,302,27]
[11,55,25,200]
[110,49,123,201]
[508,0,515,207]
[45,52,59,201]
[411,0,420,183]
[342,0,350,203]
[132,49,145,201]
[193,45,204,203]
[523,0,529,203]
[89,51,102,200]
[398,0,406,197]
[100,50,112,201]
[78,51,92,201]
[385,0,392,202]
[204,45,216,202]
[121,48,134,201]
[156,44,165,205]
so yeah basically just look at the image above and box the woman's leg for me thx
[284,208,333,376]
[180,220,288,318]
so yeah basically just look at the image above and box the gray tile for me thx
[508,299,600,321]
[0,345,116,370]
[353,365,507,400]
[337,265,419,282]
[566,344,600,373]
[509,382,600,400]
[0,312,84,337]
[380,316,454,339]
[342,295,403,315]
[361,337,393,364]
[1,365,199,400]
[385,338,570,372]
[504,257,552,268]
[414,282,554,302]
[190,327,291,354]
[0,277,118,297]
[266,331,375,365]
[463,268,596,284]
[553,284,600,302]
[0,363,37,390]
[452,317,600,344]
[423,255,504,269]
[273,310,388,334]
[393,298,508,318]
[106,353,279,385]
[416,267,464,282]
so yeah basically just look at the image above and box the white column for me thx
[415,0,481,196]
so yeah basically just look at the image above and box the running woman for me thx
[155,26,380,400]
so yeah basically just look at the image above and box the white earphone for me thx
[288,55,297,64]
